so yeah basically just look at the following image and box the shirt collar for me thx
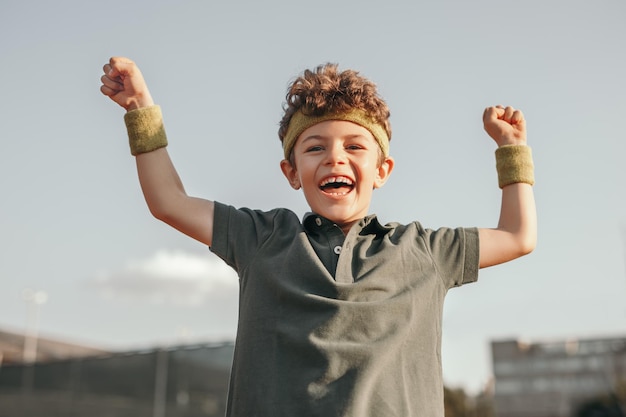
[302,212,390,236]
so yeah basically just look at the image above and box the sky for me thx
[1,0,625,394]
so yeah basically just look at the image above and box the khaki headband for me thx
[282,109,390,160]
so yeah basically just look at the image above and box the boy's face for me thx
[280,120,394,233]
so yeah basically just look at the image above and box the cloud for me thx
[90,250,239,305]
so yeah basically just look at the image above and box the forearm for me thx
[136,148,187,219]
[480,183,536,268]
[494,143,537,253]
[497,182,536,251]
[135,147,215,245]
[124,105,182,216]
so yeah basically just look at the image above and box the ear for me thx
[280,159,301,190]
[373,156,394,189]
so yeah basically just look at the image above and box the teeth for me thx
[320,176,353,187]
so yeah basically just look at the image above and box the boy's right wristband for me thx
[123,105,168,156]
[495,145,535,188]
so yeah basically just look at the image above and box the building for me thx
[0,328,108,365]
[492,336,626,417]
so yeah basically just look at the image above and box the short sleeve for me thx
[210,202,275,274]
[210,202,302,275]
[422,226,479,289]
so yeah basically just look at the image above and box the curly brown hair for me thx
[278,63,391,146]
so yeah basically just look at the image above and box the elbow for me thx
[142,187,188,224]
[149,205,167,222]
[150,205,176,225]
[516,234,537,257]
[146,198,175,224]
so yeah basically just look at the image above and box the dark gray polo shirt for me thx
[210,202,479,417]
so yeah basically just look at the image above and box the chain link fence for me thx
[0,342,234,417]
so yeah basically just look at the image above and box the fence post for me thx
[153,349,169,417]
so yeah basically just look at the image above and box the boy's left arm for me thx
[479,106,537,268]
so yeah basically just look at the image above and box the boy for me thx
[100,57,536,416]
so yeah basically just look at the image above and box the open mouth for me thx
[319,176,354,195]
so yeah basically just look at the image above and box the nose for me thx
[324,144,347,165]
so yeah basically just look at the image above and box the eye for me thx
[306,145,324,152]
[346,144,364,150]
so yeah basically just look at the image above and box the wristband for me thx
[495,145,534,188]
[124,105,168,156]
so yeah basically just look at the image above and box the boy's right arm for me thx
[100,57,215,247]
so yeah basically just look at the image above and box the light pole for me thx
[21,289,47,396]
[22,289,48,363]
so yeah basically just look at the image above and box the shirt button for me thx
[315,218,322,226]
[334,246,342,255]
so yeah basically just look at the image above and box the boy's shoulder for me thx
[214,201,302,230]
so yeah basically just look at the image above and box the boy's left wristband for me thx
[124,105,168,156]
[495,144,535,188]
